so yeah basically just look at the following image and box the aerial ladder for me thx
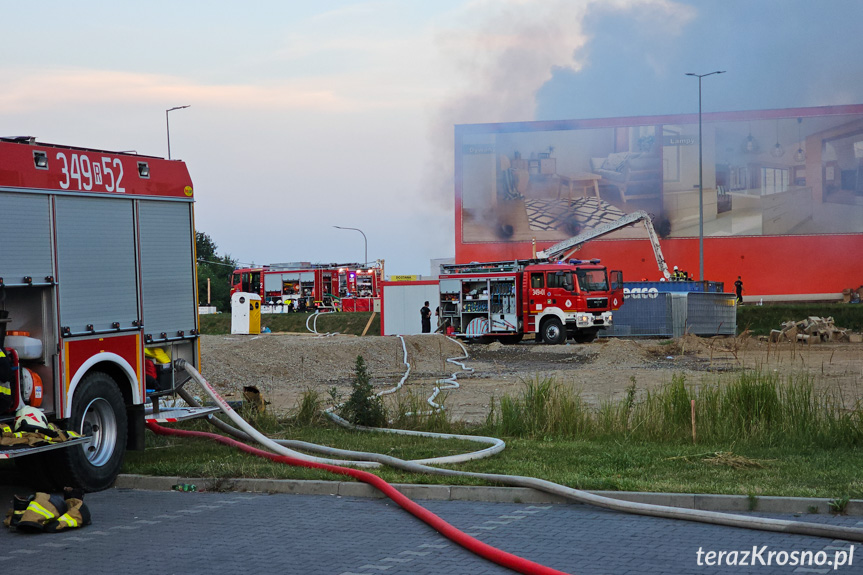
[537,210,672,280]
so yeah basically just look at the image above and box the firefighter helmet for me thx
[14,406,50,434]
[19,368,43,408]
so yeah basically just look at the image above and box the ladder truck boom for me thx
[537,210,671,280]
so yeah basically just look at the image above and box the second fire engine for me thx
[438,258,623,344]
[231,263,382,312]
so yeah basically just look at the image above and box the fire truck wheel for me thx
[541,318,565,345]
[52,372,128,492]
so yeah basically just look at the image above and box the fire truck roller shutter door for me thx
[0,193,54,286]
[139,201,197,341]
[55,197,137,334]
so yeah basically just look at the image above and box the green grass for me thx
[199,311,380,336]
[118,368,863,500]
[737,303,863,335]
[483,372,863,448]
[122,419,863,499]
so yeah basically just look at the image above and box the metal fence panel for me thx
[599,293,673,337]
[671,293,688,338]
[603,292,737,338]
[685,292,738,336]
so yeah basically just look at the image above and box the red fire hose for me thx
[147,421,570,575]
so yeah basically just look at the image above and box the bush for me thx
[340,355,387,427]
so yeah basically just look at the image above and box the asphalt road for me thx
[0,486,860,575]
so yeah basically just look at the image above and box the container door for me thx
[138,200,197,341]
[55,196,138,334]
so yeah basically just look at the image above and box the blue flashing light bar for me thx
[569,259,601,265]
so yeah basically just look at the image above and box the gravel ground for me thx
[199,332,863,424]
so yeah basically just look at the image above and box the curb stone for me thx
[115,475,863,515]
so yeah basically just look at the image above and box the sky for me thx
[3,0,863,275]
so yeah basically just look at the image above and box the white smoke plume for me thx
[424,0,694,206]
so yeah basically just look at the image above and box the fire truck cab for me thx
[0,137,212,491]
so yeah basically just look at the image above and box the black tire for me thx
[541,318,566,345]
[51,372,127,492]
[572,329,599,344]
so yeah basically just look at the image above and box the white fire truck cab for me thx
[0,137,215,491]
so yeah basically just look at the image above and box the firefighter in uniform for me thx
[0,348,12,414]
[0,311,13,413]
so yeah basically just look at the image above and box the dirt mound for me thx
[197,333,863,423]
[590,338,652,366]
[200,333,464,401]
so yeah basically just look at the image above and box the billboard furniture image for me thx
[589,152,662,204]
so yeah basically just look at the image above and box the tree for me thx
[340,355,387,427]
[196,232,237,312]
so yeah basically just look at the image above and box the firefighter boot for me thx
[16,492,67,533]
[3,495,32,528]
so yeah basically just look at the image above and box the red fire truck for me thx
[438,259,623,344]
[231,263,382,312]
[0,137,214,491]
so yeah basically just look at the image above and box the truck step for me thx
[0,436,91,459]
[144,406,220,423]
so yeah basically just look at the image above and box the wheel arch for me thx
[536,309,566,333]
[66,353,140,415]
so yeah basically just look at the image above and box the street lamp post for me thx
[166,105,191,159]
[685,71,724,281]
[333,226,368,266]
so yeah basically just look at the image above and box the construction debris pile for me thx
[768,316,861,344]
[842,286,863,304]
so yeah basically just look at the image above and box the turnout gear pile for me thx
[0,414,81,450]
[4,488,91,533]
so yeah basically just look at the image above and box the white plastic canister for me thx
[5,332,43,360]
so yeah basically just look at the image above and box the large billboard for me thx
[455,105,863,299]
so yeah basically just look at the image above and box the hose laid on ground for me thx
[161,360,568,575]
[175,360,863,543]
[324,334,471,419]
[180,383,502,466]
[200,332,503,466]
[305,311,338,337]
[176,359,501,467]
[425,335,472,411]
[320,335,497,464]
